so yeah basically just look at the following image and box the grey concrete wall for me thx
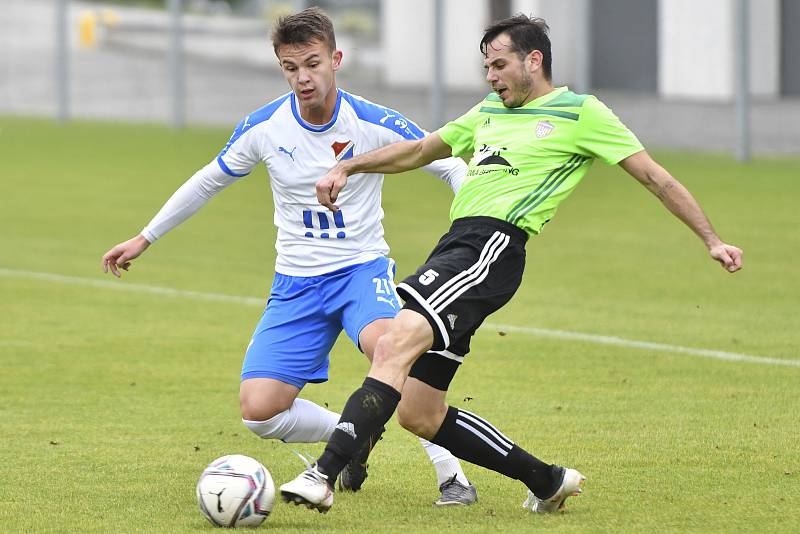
[590,0,658,91]
[781,0,800,95]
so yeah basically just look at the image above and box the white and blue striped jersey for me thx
[142,89,466,276]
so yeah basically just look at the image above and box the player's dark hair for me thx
[480,14,552,80]
[272,7,336,55]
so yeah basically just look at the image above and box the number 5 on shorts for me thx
[418,269,439,286]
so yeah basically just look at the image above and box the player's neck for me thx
[298,87,339,125]
[520,81,555,106]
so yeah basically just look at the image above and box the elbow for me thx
[413,138,443,168]
[411,140,428,165]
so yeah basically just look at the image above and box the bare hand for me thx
[709,243,743,273]
[101,235,151,278]
[316,165,348,211]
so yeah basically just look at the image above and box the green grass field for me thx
[1,116,799,533]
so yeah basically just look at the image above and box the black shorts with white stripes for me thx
[397,216,528,362]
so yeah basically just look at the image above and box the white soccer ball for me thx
[196,454,275,528]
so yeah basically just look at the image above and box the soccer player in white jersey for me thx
[101,8,478,505]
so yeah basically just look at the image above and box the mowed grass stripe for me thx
[3,266,797,369]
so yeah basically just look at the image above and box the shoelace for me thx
[440,474,459,491]
[292,450,328,484]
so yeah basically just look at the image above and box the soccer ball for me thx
[196,454,275,528]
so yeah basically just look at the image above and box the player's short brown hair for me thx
[480,14,552,80]
[272,7,336,55]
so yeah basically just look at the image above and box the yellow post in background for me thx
[78,11,97,48]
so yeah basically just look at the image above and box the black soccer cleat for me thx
[338,425,385,491]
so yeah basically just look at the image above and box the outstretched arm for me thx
[619,150,743,273]
[101,161,240,277]
[316,133,453,211]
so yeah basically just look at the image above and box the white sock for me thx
[242,398,340,443]
[419,437,470,486]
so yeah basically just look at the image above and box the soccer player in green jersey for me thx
[280,14,743,514]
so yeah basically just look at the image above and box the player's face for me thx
[483,34,535,108]
[277,39,342,117]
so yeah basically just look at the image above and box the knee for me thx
[372,329,422,371]
[372,333,401,369]
[372,310,433,370]
[239,397,278,422]
[239,388,292,422]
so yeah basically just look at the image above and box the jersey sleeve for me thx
[373,108,426,143]
[436,103,482,159]
[420,156,467,194]
[575,97,644,165]
[369,106,467,194]
[141,161,239,243]
[216,117,262,177]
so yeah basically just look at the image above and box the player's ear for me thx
[331,49,343,71]
[528,49,543,74]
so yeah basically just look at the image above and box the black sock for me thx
[317,377,400,485]
[431,406,561,498]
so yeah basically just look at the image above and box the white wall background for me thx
[512,0,581,88]
[659,0,735,99]
[382,0,488,90]
[749,0,780,97]
[383,0,780,100]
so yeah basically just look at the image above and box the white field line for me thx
[2,267,798,369]
[0,267,264,306]
[483,323,800,368]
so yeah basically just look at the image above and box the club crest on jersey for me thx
[535,120,555,139]
[332,140,355,161]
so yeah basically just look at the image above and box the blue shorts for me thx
[241,257,400,389]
